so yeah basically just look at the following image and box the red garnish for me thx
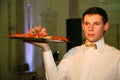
[51,36,69,42]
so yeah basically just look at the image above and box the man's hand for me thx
[26,42,50,51]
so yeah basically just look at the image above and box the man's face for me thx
[82,14,109,43]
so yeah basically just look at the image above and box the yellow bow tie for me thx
[85,42,97,49]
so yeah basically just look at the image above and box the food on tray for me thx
[9,26,69,42]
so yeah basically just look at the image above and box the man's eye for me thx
[94,22,100,25]
[84,22,89,25]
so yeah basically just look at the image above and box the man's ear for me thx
[104,22,109,31]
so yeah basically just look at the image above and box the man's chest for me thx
[67,51,117,80]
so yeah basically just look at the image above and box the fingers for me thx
[24,41,50,51]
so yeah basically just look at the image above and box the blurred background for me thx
[0,0,120,80]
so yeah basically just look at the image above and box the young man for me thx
[29,7,120,80]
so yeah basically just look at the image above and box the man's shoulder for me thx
[106,44,119,50]
[63,45,85,58]
[105,44,120,53]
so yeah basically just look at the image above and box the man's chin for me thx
[86,38,97,43]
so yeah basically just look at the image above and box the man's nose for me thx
[88,24,94,31]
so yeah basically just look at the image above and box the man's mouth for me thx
[88,34,95,37]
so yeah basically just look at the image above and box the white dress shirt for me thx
[43,37,120,80]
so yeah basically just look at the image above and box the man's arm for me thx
[116,58,120,80]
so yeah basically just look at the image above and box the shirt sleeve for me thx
[43,50,72,80]
[116,58,120,80]
[43,50,57,80]
[43,47,80,80]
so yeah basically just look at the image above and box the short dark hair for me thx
[82,7,108,24]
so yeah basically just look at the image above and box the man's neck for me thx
[86,37,105,49]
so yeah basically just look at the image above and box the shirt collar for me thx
[86,37,105,50]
